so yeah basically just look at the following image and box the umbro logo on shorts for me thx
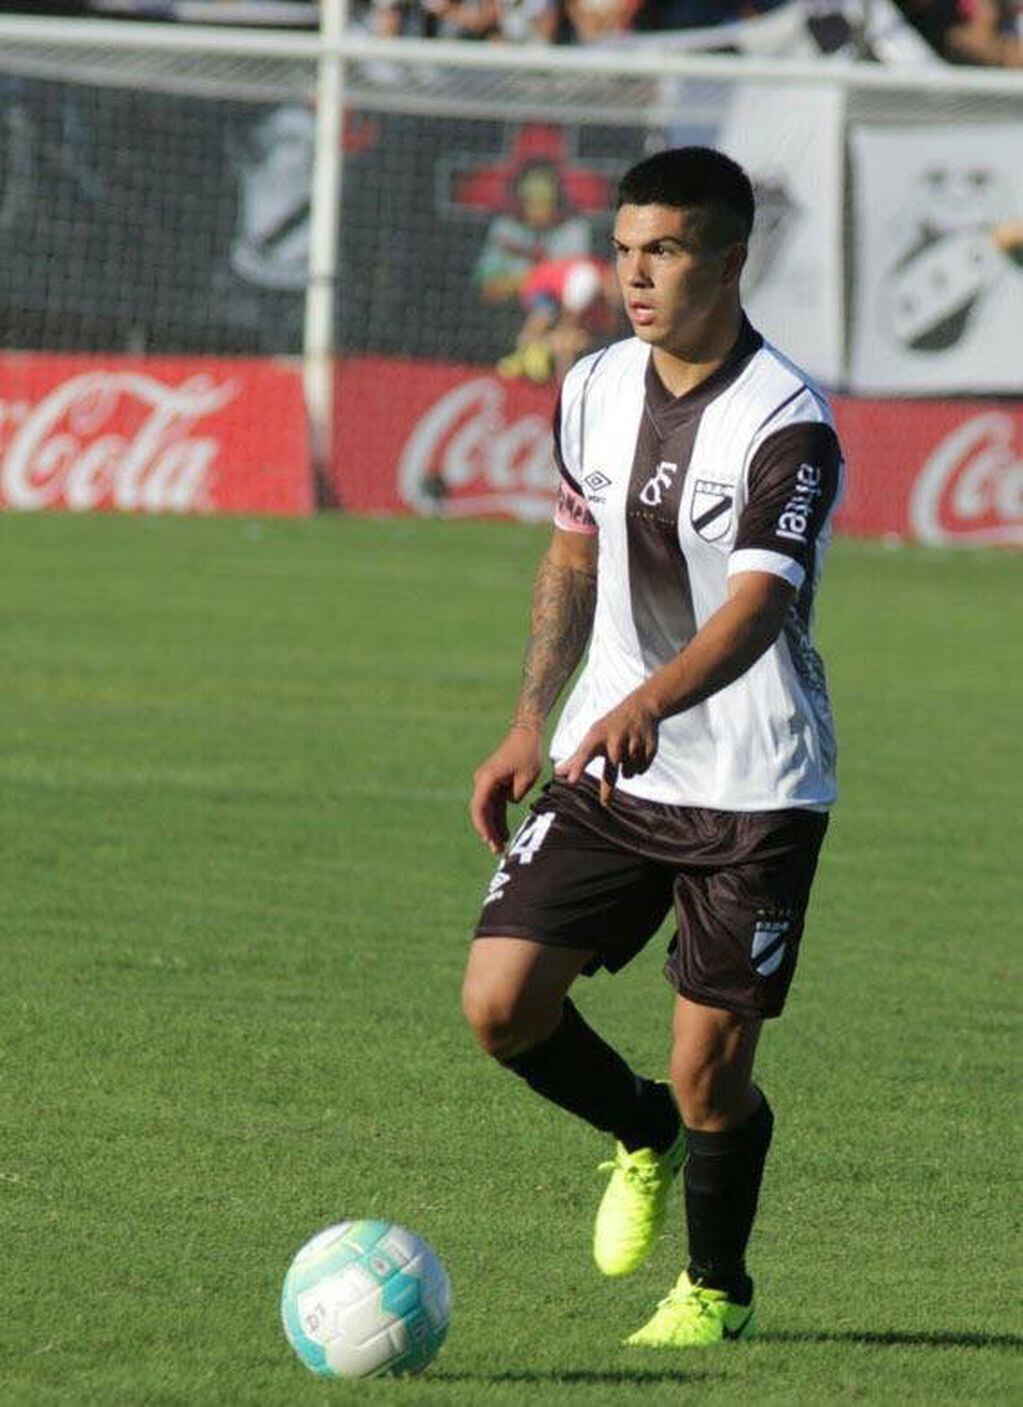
[751,915,790,977]
[584,470,612,494]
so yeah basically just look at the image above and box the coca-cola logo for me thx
[0,370,237,513]
[910,411,1023,546]
[398,377,555,520]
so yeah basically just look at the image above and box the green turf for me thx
[1,514,1019,1404]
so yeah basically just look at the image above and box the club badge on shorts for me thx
[751,912,791,978]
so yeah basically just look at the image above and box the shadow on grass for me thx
[434,1330,1022,1385]
[435,1368,715,1386]
[760,1329,1022,1351]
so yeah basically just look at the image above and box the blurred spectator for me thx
[0,1,92,11]
[564,0,642,43]
[420,0,502,38]
[895,0,1023,63]
[630,0,792,28]
[48,1,319,21]
[497,255,620,381]
[497,0,561,41]
[369,0,432,36]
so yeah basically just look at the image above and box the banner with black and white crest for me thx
[850,125,1023,394]
[716,83,845,389]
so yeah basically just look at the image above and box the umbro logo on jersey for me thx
[691,480,734,542]
[584,471,612,493]
[751,915,790,977]
[639,460,678,507]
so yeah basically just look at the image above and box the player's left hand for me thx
[554,694,659,805]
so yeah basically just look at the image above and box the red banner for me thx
[0,353,312,516]
[832,398,1023,547]
[334,357,556,522]
[334,355,1023,547]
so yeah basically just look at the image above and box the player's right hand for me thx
[469,726,544,855]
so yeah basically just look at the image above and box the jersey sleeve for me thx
[729,421,843,590]
[551,387,597,536]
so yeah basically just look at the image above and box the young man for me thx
[463,147,843,1348]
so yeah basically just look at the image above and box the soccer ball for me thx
[280,1220,451,1379]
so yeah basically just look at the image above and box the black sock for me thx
[501,1000,679,1153]
[683,1094,774,1305]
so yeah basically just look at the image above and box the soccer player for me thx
[462,147,844,1348]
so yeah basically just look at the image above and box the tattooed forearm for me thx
[512,551,597,730]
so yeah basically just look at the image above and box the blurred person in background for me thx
[496,0,561,41]
[74,0,318,19]
[0,1,91,11]
[564,0,642,42]
[895,0,1023,63]
[629,0,791,29]
[420,0,501,38]
[368,0,559,37]
[497,255,621,381]
[368,0,433,35]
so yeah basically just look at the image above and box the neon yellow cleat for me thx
[593,1127,686,1277]
[625,1271,756,1348]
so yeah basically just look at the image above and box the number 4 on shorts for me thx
[507,811,555,866]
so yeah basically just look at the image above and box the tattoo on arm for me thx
[512,552,597,730]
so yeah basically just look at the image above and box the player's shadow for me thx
[437,1368,716,1386]
[437,1330,1022,1385]
[760,1329,1022,1351]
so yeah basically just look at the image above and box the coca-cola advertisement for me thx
[333,357,557,521]
[0,353,312,516]
[833,398,1023,548]
[333,354,1023,548]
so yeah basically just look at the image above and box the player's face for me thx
[612,204,745,354]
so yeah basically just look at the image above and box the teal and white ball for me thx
[281,1220,451,1379]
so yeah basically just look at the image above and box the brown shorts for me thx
[473,776,828,1020]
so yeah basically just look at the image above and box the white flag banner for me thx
[851,125,1023,394]
[717,83,845,388]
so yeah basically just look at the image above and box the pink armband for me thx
[554,479,598,535]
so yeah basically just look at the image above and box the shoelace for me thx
[597,1156,661,1189]
[657,1282,716,1317]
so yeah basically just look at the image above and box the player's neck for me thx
[651,304,745,400]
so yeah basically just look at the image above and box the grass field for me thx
[2,513,1020,1405]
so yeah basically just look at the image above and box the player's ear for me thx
[721,242,747,287]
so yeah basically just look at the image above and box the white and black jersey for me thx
[550,319,844,812]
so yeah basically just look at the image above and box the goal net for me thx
[0,18,1019,540]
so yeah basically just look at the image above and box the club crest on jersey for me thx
[691,480,734,542]
[751,913,791,978]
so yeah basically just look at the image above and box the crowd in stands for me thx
[365,0,790,45]
[365,0,1021,63]
[0,0,1020,66]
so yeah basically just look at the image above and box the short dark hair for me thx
[616,147,755,251]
